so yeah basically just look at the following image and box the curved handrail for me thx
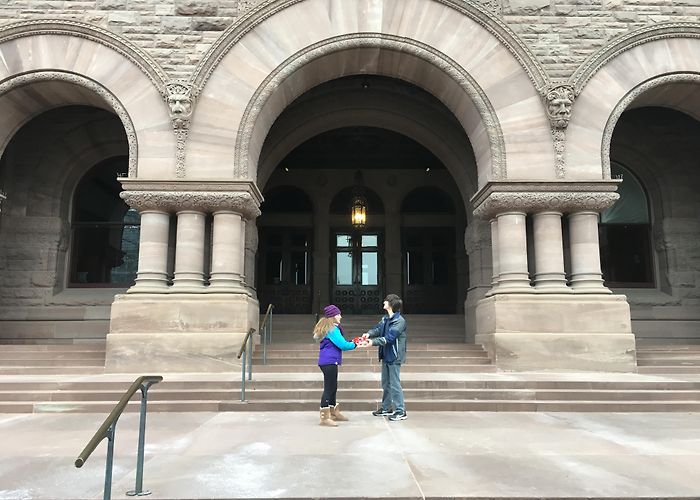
[75,375,163,468]
[237,328,256,359]
[259,303,274,334]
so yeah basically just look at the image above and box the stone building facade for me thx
[0,0,698,372]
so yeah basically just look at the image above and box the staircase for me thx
[636,343,700,374]
[1,317,700,413]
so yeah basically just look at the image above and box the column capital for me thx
[119,182,262,219]
[471,181,621,219]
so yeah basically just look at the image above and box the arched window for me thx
[599,163,654,287]
[69,157,139,286]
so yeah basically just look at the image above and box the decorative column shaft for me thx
[495,212,532,292]
[209,211,244,290]
[569,211,610,293]
[532,211,570,292]
[238,218,247,287]
[172,210,206,291]
[486,218,500,296]
[131,211,170,292]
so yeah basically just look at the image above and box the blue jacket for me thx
[367,313,407,364]
[318,325,356,366]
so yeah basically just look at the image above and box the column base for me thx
[475,294,637,372]
[107,293,259,372]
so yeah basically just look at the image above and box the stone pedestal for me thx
[475,294,637,372]
[106,293,259,372]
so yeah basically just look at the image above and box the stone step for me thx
[0,358,105,366]
[255,351,488,359]
[636,358,700,366]
[0,343,106,351]
[638,366,700,374]
[253,364,497,373]
[4,399,700,414]
[3,388,700,403]
[0,366,105,375]
[0,351,106,360]
[257,357,491,366]
[3,379,700,391]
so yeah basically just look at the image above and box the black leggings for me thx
[319,364,338,407]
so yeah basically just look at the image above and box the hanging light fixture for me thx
[350,170,367,229]
[351,192,367,228]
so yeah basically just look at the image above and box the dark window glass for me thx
[431,252,448,285]
[265,252,283,285]
[291,233,308,247]
[291,251,308,285]
[267,234,283,246]
[406,251,423,285]
[70,157,139,286]
[599,163,654,287]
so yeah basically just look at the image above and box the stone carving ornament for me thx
[121,191,261,219]
[473,191,619,219]
[543,84,575,179]
[166,82,195,178]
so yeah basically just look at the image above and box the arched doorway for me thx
[257,76,473,316]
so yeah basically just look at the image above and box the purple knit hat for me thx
[323,304,341,318]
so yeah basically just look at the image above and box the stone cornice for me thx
[471,181,621,219]
[192,0,548,93]
[570,23,700,94]
[0,20,168,96]
[119,179,263,203]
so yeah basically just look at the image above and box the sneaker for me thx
[371,408,393,417]
[388,410,407,421]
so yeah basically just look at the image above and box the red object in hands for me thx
[352,336,363,344]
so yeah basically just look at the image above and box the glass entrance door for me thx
[332,232,383,314]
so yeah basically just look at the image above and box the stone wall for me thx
[0,0,697,81]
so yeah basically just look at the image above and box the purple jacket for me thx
[318,324,356,366]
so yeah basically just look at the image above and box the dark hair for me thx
[384,294,402,312]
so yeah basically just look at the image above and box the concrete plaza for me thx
[1,409,699,499]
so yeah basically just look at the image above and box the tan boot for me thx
[330,404,349,422]
[319,407,337,427]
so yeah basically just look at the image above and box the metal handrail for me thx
[237,328,256,401]
[259,304,274,364]
[75,375,162,500]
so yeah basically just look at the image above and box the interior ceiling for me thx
[277,125,445,170]
[628,82,700,122]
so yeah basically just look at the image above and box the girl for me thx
[313,304,358,427]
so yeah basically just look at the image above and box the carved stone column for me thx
[120,192,172,293]
[109,181,263,373]
[569,211,610,293]
[488,218,500,293]
[472,182,636,372]
[172,210,206,291]
[209,211,244,291]
[532,211,570,292]
[495,212,532,293]
[244,219,259,297]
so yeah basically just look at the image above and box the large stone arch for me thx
[566,23,700,179]
[0,20,174,178]
[188,0,553,187]
[257,77,477,212]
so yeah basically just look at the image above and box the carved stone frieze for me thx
[121,191,261,219]
[0,71,139,177]
[473,191,619,219]
[165,81,195,178]
[601,73,700,179]
[234,33,506,180]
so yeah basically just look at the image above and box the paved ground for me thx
[1,409,699,499]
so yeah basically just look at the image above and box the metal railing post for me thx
[247,332,253,381]
[262,319,267,365]
[126,380,158,497]
[241,346,247,402]
[269,309,273,344]
[103,424,116,500]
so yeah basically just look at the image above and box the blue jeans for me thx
[380,362,404,412]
